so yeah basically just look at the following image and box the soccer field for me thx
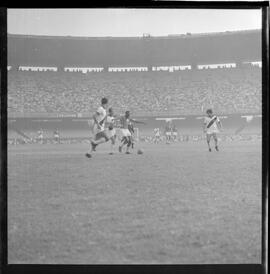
[8,140,262,264]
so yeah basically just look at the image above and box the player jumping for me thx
[118,111,145,154]
[85,97,110,158]
[203,109,222,152]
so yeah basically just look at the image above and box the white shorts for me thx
[173,132,177,136]
[155,134,160,137]
[206,129,219,135]
[106,128,116,139]
[166,132,171,136]
[121,129,131,137]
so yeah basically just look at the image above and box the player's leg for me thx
[131,135,135,149]
[91,131,109,145]
[125,136,132,154]
[213,133,219,151]
[109,135,116,155]
[206,133,212,152]
[119,136,128,152]
[86,132,109,158]
[119,129,129,152]
[86,135,97,157]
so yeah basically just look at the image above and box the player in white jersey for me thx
[203,109,222,152]
[153,128,161,143]
[105,107,117,155]
[85,97,109,158]
[37,128,44,144]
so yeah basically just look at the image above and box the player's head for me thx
[108,107,113,116]
[101,97,108,108]
[125,110,130,118]
[206,109,213,116]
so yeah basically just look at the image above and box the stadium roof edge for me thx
[7,29,260,40]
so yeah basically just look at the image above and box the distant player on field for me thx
[53,128,60,144]
[85,97,109,158]
[203,109,222,152]
[164,121,172,144]
[153,127,161,143]
[172,124,178,142]
[37,128,44,144]
[118,111,145,154]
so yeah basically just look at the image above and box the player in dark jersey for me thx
[172,124,178,142]
[118,111,145,154]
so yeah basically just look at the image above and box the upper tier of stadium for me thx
[8,29,261,67]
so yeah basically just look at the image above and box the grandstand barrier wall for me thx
[8,113,262,140]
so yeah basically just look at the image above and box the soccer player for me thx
[118,111,145,154]
[203,109,222,152]
[172,124,178,142]
[85,97,110,158]
[153,127,161,143]
[128,122,135,149]
[164,121,172,144]
[53,128,60,144]
[105,107,117,155]
[37,128,44,144]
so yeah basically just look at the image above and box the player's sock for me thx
[209,147,212,152]
[215,145,219,151]
[91,140,98,151]
[109,143,114,154]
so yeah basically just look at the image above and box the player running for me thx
[203,108,222,152]
[85,97,110,158]
[105,107,117,155]
[118,111,145,154]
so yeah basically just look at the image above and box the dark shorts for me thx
[95,131,109,141]
[206,133,217,140]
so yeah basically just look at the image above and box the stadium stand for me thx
[8,66,261,116]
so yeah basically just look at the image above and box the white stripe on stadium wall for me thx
[197,63,236,69]
[108,67,148,72]
[18,66,58,72]
[156,117,186,121]
[196,116,227,119]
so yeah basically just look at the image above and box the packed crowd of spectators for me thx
[8,66,261,116]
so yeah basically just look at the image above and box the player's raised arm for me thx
[130,118,146,125]
[217,118,223,131]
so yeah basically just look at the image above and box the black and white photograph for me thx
[5,7,265,266]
